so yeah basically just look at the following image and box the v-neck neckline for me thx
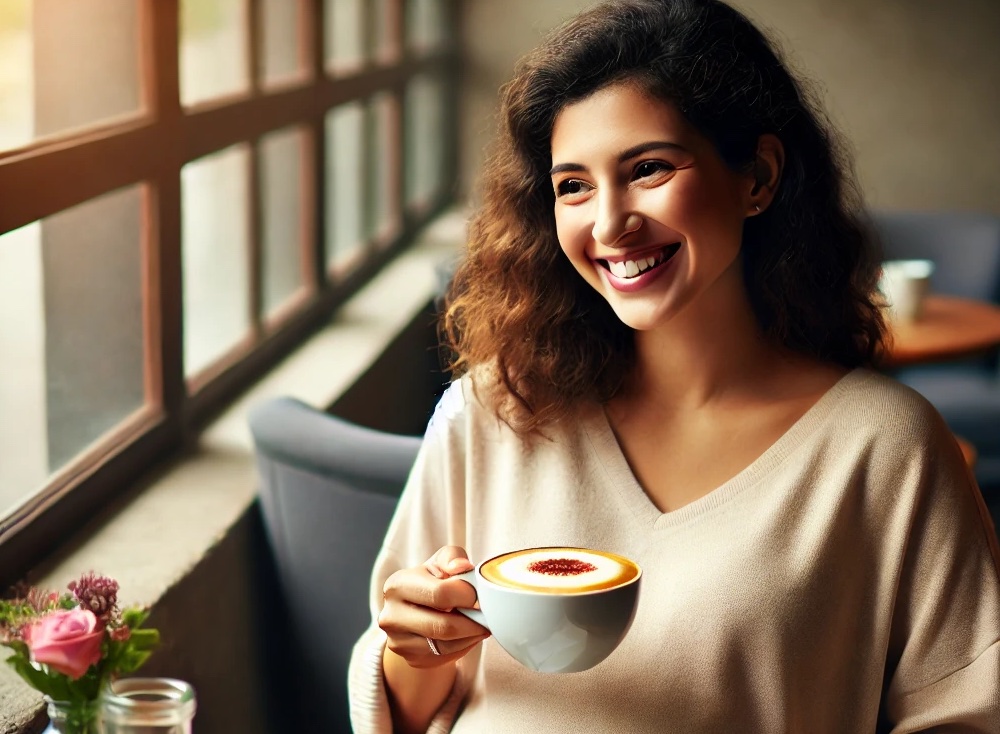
[581,368,867,530]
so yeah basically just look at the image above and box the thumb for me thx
[445,556,474,574]
[427,545,474,578]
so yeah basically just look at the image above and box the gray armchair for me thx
[248,397,420,733]
[873,210,1000,492]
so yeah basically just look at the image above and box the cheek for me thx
[554,211,585,261]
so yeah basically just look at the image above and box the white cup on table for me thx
[879,259,935,323]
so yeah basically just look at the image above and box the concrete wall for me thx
[459,0,1000,214]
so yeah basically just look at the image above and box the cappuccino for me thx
[480,547,639,594]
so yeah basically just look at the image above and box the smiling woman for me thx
[549,84,776,330]
[349,1,1000,732]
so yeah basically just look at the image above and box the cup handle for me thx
[453,570,488,629]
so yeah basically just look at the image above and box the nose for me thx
[592,194,641,246]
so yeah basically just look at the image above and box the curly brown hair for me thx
[442,0,886,434]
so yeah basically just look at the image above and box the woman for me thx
[349,1,1000,731]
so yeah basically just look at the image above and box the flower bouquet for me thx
[0,573,159,734]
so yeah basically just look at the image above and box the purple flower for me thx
[68,573,119,625]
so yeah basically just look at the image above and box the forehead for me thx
[550,83,696,160]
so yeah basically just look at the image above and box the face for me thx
[550,83,756,332]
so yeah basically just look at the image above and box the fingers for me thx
[378,546,488,668]
[426,545,475,580]
[386,629,490,669]
[379,588,489,668]
[383,565,477,613]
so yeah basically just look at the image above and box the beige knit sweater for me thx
[349,369,1000,733]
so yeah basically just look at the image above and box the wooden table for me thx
[882,294,1000,369]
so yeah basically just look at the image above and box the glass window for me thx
[324,0,364,74]
[406,0,448,52]
[0,0,142,153]
[180,0,250,106]
[371,0,400,64]
[369,92,400,244]
[0,0,458,583]
[405,74,446,209]
[0,186,146,516]
[325,101,365,272]
[181,145,251,378]
[259,0,305,88]
[260,126,309,319]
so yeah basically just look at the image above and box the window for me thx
[0,0,458,585]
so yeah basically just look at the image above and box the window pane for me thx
[324,0,364,74]
[0,186,146,514]
[407,0,448,52]
[405,74,446,208]
[369,92,400,243]
[0,0,141,153]
[260,126,308,318]
[371,0,399,64]
[182,145,251,377]
[259,0,304,87]
[325,101,365,271]
[180,0,250,106]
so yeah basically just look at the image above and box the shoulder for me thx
[425,369,585,451]
[829,368,950,445]
[820,369,974,497]
[425,370,506,443]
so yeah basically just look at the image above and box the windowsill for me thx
[0,208,467,732]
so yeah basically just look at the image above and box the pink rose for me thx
[24,608,104,679]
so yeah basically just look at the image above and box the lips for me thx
[598,243,681,280]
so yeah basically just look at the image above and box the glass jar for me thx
[44,697,100,734]
[99,678,196,734]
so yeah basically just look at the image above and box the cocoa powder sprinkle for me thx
[527,558,598,576]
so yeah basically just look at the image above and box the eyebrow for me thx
[549,140,687,176]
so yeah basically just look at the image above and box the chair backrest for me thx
[248,397,421,733]
[873,210,1000,303]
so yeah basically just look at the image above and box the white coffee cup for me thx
[879,259,934,322]
[455,546,641,674]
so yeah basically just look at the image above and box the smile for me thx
[599,244,681,279]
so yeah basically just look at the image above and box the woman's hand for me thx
[379,545,490,669]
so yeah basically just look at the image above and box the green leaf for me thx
[6,657,81,702]
[7,656,53,695]
[128,629,159,650]
[3,639,29,657]
[67,671,101,702]
[120,607,149,628]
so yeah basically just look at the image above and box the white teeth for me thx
[607,252,664,279]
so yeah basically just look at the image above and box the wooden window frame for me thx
[0,0,461,586]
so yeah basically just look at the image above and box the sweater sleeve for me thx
[347,382,476,733]
[882,411,1000,732]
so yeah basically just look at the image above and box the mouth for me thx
[598,243,681,279]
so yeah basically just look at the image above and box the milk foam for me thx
[493,549,629,590]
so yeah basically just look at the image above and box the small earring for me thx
[624,214,643,232]
[754,204,761,213]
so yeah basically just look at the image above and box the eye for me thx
[633,160,674,180]
[555,179,592,198]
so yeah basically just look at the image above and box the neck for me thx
[623,278,787,411]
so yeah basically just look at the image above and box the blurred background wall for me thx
[459,0,1000,214]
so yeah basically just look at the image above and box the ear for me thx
[747,133,784,215]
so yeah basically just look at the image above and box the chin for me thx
[605,303,670,332]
